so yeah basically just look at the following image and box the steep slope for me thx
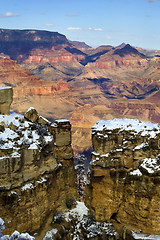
[0,29,85,81]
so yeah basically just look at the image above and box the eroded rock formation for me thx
[0,86,13,114]
[85,119,160,238]
[0,106,77,237]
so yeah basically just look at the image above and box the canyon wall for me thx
[0,106,77,237]
[85,119,160,237]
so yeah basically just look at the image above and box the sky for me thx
[0,0,160,49]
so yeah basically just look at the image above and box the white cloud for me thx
[67,27,103,31]
[94,28,103,31]
[87,27,103,31]
[44,23,54,27]
[67,27,82,30]
[0,12,19,18]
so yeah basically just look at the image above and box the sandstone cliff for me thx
[0,105,77,237]
[85,119,160,238]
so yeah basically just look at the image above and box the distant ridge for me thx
[115,42,126,49]
[69,40,92,50]
[113,44,146,57]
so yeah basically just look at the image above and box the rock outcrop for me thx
[0,86,13,114]
[0,107,77,237]
[85,119,160,238]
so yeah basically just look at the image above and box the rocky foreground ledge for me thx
[85,118,160,238]
[0,107,77,236]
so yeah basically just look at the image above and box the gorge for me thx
[0,87,160,240]
[0,28,160,239]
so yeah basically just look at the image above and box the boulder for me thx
[24,107,39,122]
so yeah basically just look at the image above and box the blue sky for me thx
[0,0,160,49]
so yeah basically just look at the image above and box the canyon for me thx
[0,29,160,154]
[0,87,160,240]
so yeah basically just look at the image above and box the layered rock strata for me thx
[85,119,160,237]
[0,86,13,114]
[0,107,77,236]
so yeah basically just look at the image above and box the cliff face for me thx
[0,86,13,114]
[0,107,77,236]
[0,29,85,80]
[85,119,160,236]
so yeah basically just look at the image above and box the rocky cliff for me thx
[0,29,85,80]
[0,95,77,237]
[85,119,160,238]
[0,86,13,114]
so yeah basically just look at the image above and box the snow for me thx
[133,142,149,150]
[129,169,142,176]
[56,119,69,123]
[43,228,58,240]
[0,218,35,239]
[36,177,47,184]
[0,218,4,226]
[64,201,89,222]
[28,143,38,149]
[21,183,35,191]
[0,86,12,89]
[100,153,109,158]
[92,119,160,138]
[11,152,21,158]
[0,112,53,151]
[140,157,160,174]
[132,231,160,239]
[92,151,100,156]
[0,112,23,127]
[44,135,53,143]
[9,191,17,196]
[26,107,36,112]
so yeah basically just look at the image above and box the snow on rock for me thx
[133,142,149,151]
[36,177,47,184]
[132,231,160,239]
[140,156,160,175]
[64,201,89,222]
[43,228,58,240]
[55,119,69,123]
[0,217,4,227]
[92,118,160,138]
[0,86,12,90]
[0,218,35,239]
[129,169,142,177]
[21,183,35,191]
[26,107,36,113]
[0,112,53,152]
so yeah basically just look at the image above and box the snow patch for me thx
[132,231,160,239]
[43,228,58,240]
[92,119,160,138]
[133,142,149,151]
[64,201,89,222]
[130,169,142,177]
[21,183,35,191]
[140,157,160,174]
[56,119,69,123]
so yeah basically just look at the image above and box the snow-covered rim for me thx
[0,112,53,150]
[92,118,160,138]
[0,86,12,89]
